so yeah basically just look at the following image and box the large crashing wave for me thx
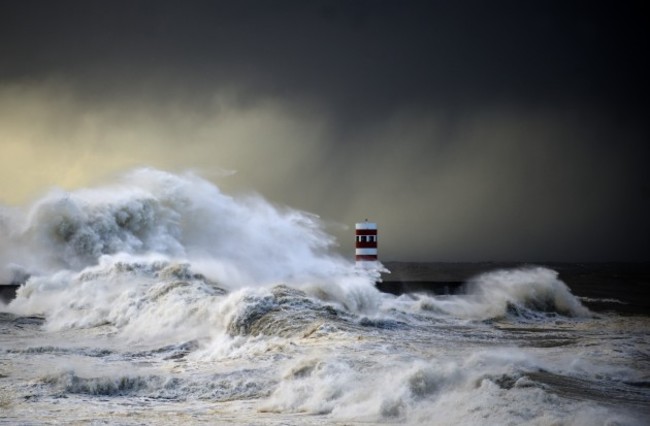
[1,169,382,335]
[2,168,359,285]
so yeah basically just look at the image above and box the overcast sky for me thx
[1,1,648,261]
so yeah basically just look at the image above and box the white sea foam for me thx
[7,254,374,348]
[261,348,640,425]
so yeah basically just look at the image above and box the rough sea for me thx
[1,169,648,425]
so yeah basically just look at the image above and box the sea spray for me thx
[2,168,378,287]
[4,169,382,344]
[465,267,591,316]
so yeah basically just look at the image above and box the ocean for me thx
[1,169,648,425]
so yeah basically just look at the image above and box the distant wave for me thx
[406,267,591,320]
[579,296,628,304]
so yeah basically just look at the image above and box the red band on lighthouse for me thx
[355,221,378,262]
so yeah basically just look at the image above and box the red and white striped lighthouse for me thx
[355,220,378,263]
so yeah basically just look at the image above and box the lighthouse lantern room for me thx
[355,220,378,263]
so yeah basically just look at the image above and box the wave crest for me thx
[415,267,590,320]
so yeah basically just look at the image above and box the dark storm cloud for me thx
[0,1,648,261]
[2,1,648,112]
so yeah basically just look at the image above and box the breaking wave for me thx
[2,169,381,345]
[1,168,381,286]
[411,267,590,320]
[42,369,272,401]
[8,254,379,346]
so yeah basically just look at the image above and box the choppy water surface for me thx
[1,169,648,425]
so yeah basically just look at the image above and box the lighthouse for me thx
[355,220,378,263]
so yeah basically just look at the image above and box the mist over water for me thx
[1,169,648,425]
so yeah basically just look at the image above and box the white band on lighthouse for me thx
[355,222,377,230]
[355,248,378,255]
